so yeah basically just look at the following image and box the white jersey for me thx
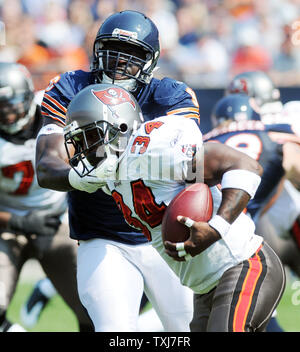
[0,111,66,216]
[260,100,300,237]
[261,101,300,137]
[107,116,262,294]
[266,179,300,238]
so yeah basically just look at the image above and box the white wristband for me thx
[221,169,261,199]
[208,215,231,239]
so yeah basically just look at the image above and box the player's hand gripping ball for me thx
[162,183,213,243]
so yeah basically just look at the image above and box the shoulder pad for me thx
[45,70,93,101]
[152,78,188,105]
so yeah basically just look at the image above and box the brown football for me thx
[161,183,213,243]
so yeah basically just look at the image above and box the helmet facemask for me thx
[93,39,158,92]
[64,119,122,177]
[0,78,35,135]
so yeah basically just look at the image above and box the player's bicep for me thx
[202,142,263,186]
[36,118,69,165]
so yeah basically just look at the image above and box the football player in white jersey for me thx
[63,83,285,332]
[0,62,92,332]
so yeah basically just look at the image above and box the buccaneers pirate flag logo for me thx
[92,87,136,109]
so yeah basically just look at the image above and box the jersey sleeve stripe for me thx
[182,114,200,122]
[41,111,66,125]
[167,109,200,123]
[41,101,67,120]
[167,107,199,115]
[44,93,67,113]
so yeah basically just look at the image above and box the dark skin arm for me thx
[35,117,74,192]
[164,142,263,261]
[0,212,13,228]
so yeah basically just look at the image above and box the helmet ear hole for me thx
[119,123,128,133]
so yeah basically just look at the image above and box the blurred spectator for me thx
[230,25,273,76]
[176,3,208,45]
[35,1,76,50]
[224,0,255,19]
[1,0,300,88]
[21,0,71,19]
[0,0,25,60]
[271,22,300,86]
[92,0,119,21]
[67,0,94,46]
[142,0,179,55]
[169,32,229,87]
[16,16,55,90]
[16,1,89,89]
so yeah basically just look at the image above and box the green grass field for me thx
[6,278,300,332]
[7,282,79,332]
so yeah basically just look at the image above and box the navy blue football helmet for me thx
[226,70,280,107]
[211,94,261,128]
[92,10,160,93]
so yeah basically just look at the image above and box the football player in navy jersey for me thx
[0,62,93,332]
[204,94,286,222]
[35,10,199,331]
[203,93,300,331]
[226,71,300,271]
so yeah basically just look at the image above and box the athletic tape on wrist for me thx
[208,215,231,239]
[221,169,261,199]
[176,242,185,251]
[178,250,187,257]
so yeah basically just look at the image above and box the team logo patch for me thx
[229,78,249,95]
[92,88,136,109]
[112,28,138,40]
[182,144,197,158]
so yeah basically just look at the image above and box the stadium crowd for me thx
[1,0,300,90]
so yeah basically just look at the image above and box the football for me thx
[161,183,213,243]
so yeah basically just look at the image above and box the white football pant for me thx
[77,238,194,332]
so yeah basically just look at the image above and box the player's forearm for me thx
[203,142,262,225]
[216,188,250,224]
[0,211,12,228]
[36,134,73,192]
[36,155,73,192]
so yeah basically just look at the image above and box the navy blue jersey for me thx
[203,120,284,220]
[41,70,200,243]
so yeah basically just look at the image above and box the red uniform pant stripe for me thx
[232,245,263,332]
